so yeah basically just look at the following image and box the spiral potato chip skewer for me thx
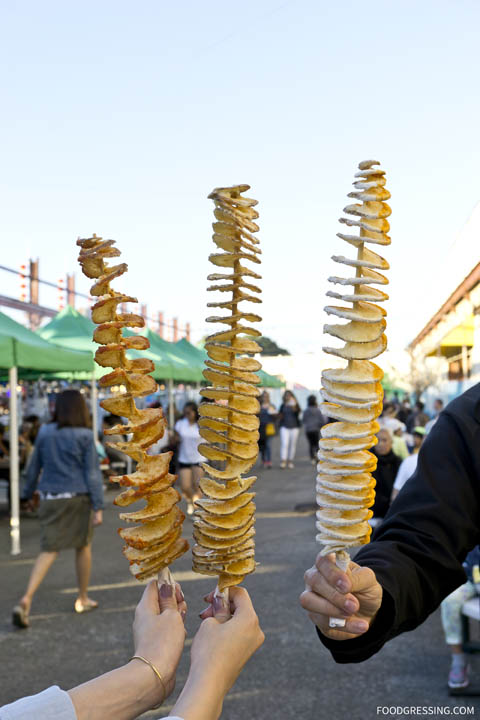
[192,185,263,593]
[77,235,188,581]
[317,160,391,587]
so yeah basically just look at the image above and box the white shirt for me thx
[147,430,170,455]
[393,453,419,492]
[0,685,183,720]
[0,688,75,720]
[175,418,202,464]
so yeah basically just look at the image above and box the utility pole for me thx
[67,273,75,307]
[29,259,40,329]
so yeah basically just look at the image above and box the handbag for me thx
[265,422,276,437]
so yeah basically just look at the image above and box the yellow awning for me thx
[426,315,474,357]
[441,317,474,347]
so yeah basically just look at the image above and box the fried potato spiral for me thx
[317,160,391,561]
[192,186,262,592]
[77,235,188,580]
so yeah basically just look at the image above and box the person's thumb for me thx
[350,564,378,594]
[212,591,231,624]
[158,581,178,612]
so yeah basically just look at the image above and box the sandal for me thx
[12,603,30,629]
[74,598,99,614]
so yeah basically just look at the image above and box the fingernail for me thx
[351,620,368,633]
[160,583,173,598]
[198,606,210,618]
[181,610,186,621]
[344,599,357,614]
[336,579,349,593]
[179,590,185,601]
[213,595,227,613]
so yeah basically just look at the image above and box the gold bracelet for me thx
[130,655,167,708]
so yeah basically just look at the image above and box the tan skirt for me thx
[38,495,93,552]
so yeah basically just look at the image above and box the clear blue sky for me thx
[1,0,480,354]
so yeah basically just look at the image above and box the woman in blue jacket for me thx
[13,389,104,628]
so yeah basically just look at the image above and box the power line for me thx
[0,263,88,297]
[0,263,191,334]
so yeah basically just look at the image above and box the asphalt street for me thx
[1,435,479,719]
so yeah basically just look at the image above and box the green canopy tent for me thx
[39,317,153,436]
[38,306,109,443]
[126,329,203,426]
[40,307,203,382]
[257,369,285,388]
[38,306,112,381]
[38,305,97,353]
[0,309,93,374]
[175,338,207,366]
[39,307,194,383]
[0,310,94,556]
[40,308,205,427]
[141,332,203,383]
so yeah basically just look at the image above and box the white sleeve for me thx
[0,687,76,720]
[393,458,410,491]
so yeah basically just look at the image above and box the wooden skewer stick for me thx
[158,566,176,590]
[213,585,231,620]
[328,550,350,628]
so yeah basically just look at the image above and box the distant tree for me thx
[258,336,290,356]
[408,349,443,399]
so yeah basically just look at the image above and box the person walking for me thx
[258,391,277,468]
[278,390,301,469]
[13,390,104,628]
[174,402,203,516]
[302,395,326,465]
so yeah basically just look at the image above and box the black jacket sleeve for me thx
[318,383,480,663]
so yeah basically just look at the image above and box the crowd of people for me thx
[370,397,438,523]
[259,390,326,469]
[5,388,454,635]
[4,382,480,717]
